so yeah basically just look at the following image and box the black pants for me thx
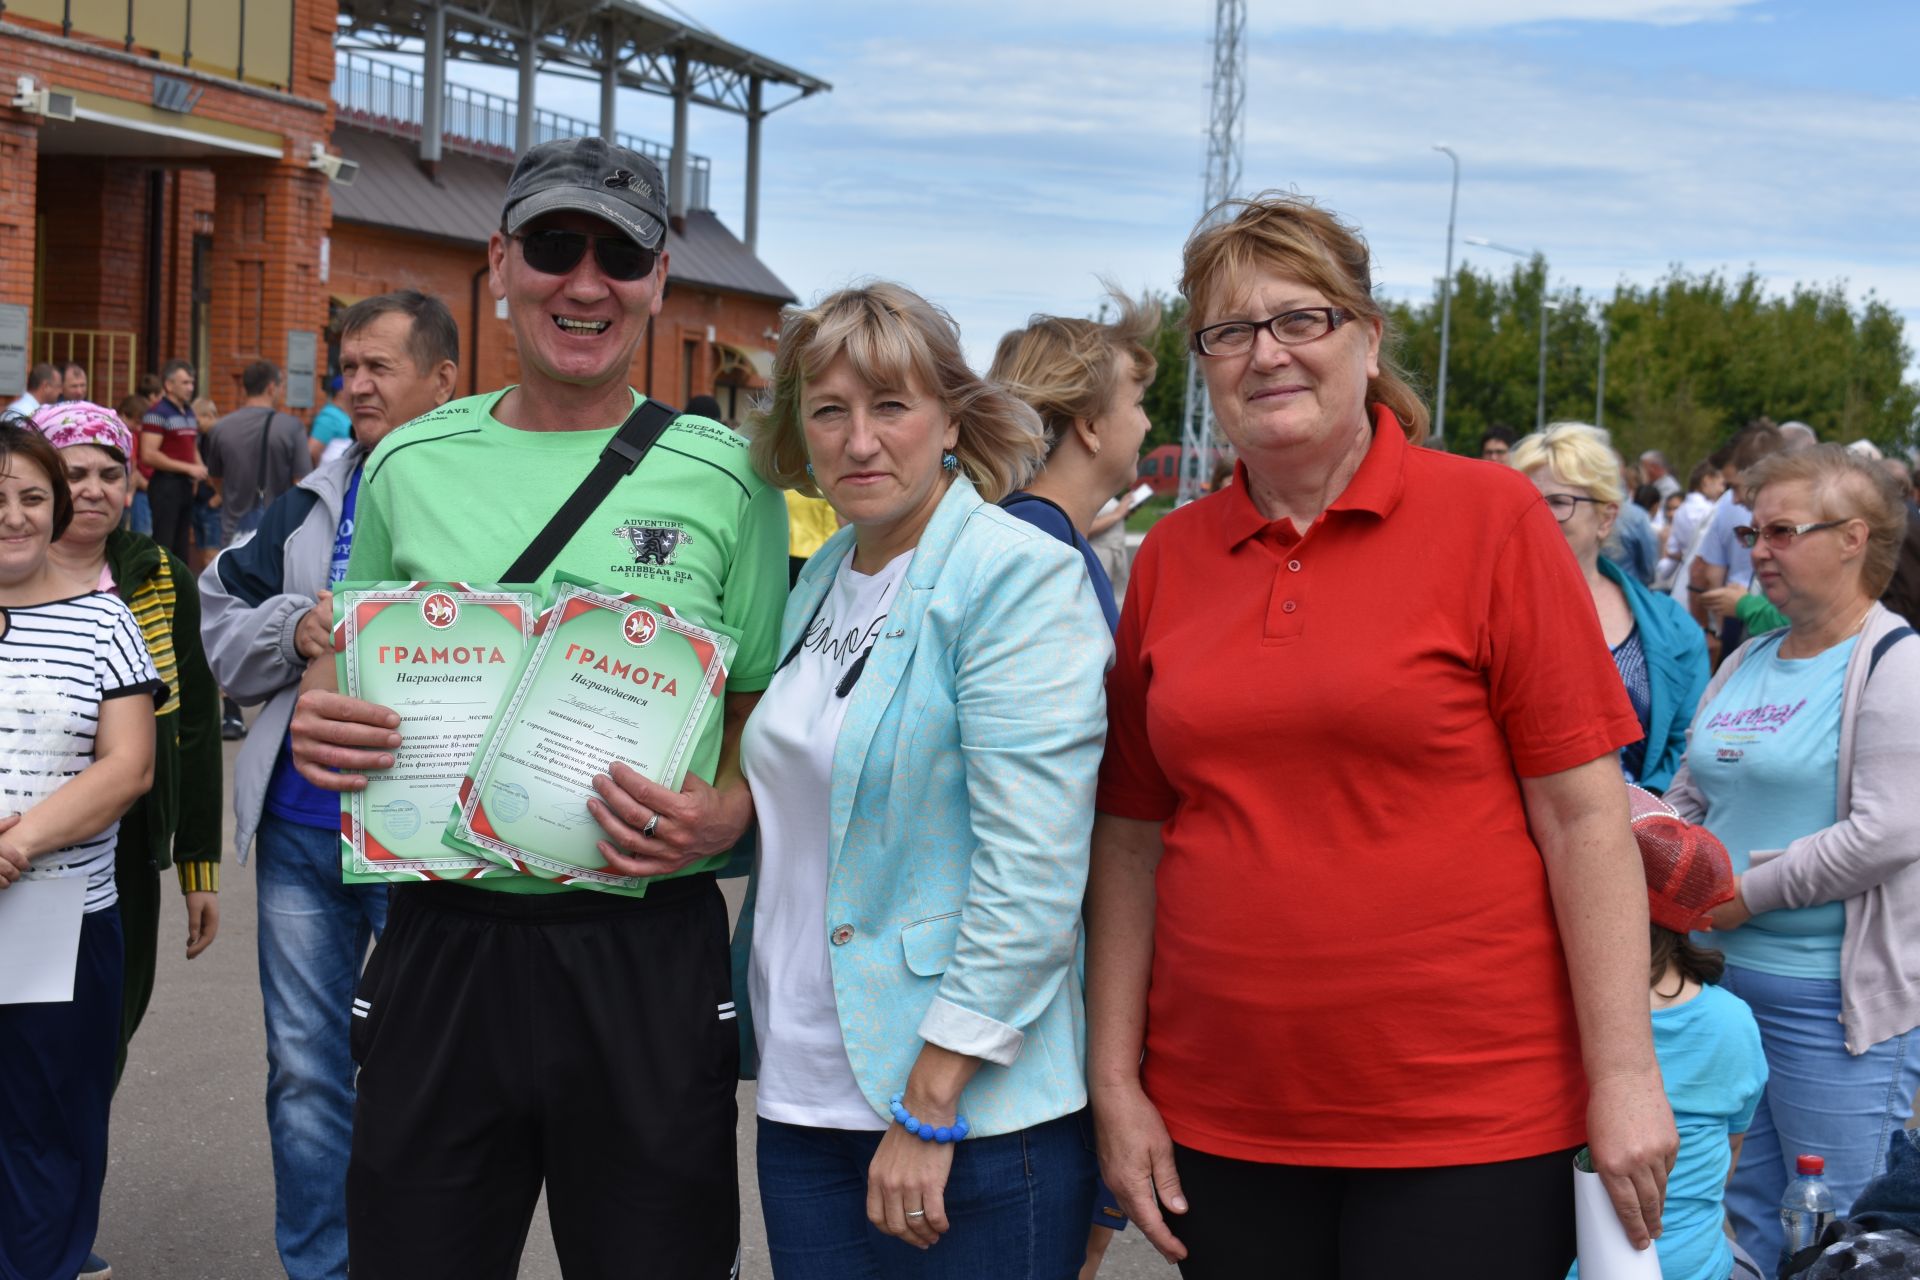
[0,907,123,1280]
[112,811,162,1087]
[1170,1142,1579,1280]
[147,472,194,561]
[346,876,740,1280]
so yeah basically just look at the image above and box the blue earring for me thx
[941,451,958,473]
[805,462,815,478]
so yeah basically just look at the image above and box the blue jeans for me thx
[256,814,390,1280]
[127,490,152,536]
[757,1112,1096,1280]
[1720,964,1920,1265]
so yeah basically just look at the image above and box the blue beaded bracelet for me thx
[888,1093,970,1143]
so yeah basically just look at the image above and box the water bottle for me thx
[1778,1154,1836,1276]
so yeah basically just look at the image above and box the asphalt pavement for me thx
[93,736,1173,1279]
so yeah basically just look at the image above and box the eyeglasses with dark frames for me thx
[1193,307,1353,357]
[1542,493,1609,523]
[515,229,657,282]
[1733,519,1847,550]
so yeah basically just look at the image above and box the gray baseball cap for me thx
[502,136,668,251]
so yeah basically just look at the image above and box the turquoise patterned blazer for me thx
[738,475,1111,1137]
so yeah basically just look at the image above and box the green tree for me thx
[1138,292,1191,450]
[1392,262,1919,472]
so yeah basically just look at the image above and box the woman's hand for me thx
[1705,874,1753,931]
[0,814,24,888]
[184,890,219,958]
[1587,1067,1680,1249]
[1090,1080,1188,1263]
[866,1122,957,1249]
[288,658,400,791]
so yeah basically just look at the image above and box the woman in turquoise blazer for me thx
[738,282,1110,1279]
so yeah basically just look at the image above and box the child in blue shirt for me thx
[1576,792,1770,1280]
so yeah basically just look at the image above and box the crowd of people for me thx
[1,134,1917,1280]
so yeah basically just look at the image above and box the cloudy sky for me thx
[448,0,1919,377]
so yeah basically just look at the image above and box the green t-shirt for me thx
[346,387,790,894]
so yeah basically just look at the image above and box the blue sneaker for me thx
[78,1251,111,1280]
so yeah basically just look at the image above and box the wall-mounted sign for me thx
[285,330,318,410]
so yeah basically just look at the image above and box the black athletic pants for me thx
[346,876,741,1279]
[1169,1142,1580,1280]
[147,472,194,562]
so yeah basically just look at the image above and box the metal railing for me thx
[35,330,137,406]
[6,0,294,90]
[333,51,711,210]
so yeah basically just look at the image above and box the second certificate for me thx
[443,578,735,895]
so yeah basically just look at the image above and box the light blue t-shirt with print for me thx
[1686,632,1855,978]
[1571,982,1768,1280]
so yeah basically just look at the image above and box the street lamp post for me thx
[1432,144,1460,450]
[1465,236,1549,431]
[1595,310,1608,431]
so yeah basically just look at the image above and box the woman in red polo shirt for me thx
[1086,194,1679,1279]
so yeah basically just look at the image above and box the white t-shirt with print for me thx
[0,593,163,911]
[742,549,909,1130]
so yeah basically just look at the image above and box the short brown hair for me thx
[0,419,73,540]
[748,282,1046,503]
[336,290,460,374]
[988,289,1159,455]
[1180,192,1429,443]
[1743,442,1909,597]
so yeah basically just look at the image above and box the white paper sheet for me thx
[0,874,87,1004]
[1574,1158,1664,1279]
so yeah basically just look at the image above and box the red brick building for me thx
[0,0,824,418]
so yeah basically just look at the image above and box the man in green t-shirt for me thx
[288,137,786,1278]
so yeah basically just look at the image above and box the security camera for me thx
[11,77,75,121]
[307,142,360,187]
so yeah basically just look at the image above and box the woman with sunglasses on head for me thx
[739,282,1109,1279]
[1662,443,1920,1267]
[1089,194,1676,1280]
[0,418,162,1280]
[1511,423,1709,794]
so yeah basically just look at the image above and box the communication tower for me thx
[1176,0,1248,505]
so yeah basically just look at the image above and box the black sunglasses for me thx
[516,229,657,282]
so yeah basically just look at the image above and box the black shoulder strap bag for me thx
[500,397,679,584]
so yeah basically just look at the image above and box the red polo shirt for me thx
[1097,406,1640,1167]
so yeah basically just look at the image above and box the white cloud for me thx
[679,0,1762,39]
[429,6,1919,387]
[689,26,1918,375]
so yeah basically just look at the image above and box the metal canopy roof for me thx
[336,0,830,115]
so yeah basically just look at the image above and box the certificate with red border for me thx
[333,581,537,884]
[441,575,733,897]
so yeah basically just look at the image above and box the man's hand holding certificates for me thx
[327,575,733,894]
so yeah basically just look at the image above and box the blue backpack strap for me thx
[1869,625,1917,679]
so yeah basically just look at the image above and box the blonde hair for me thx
[987,289,1160,454]
[1510,422,1625,504]
[1743,443,1909,597]
[1180,192,1429,443]
[747,281,1045,503]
